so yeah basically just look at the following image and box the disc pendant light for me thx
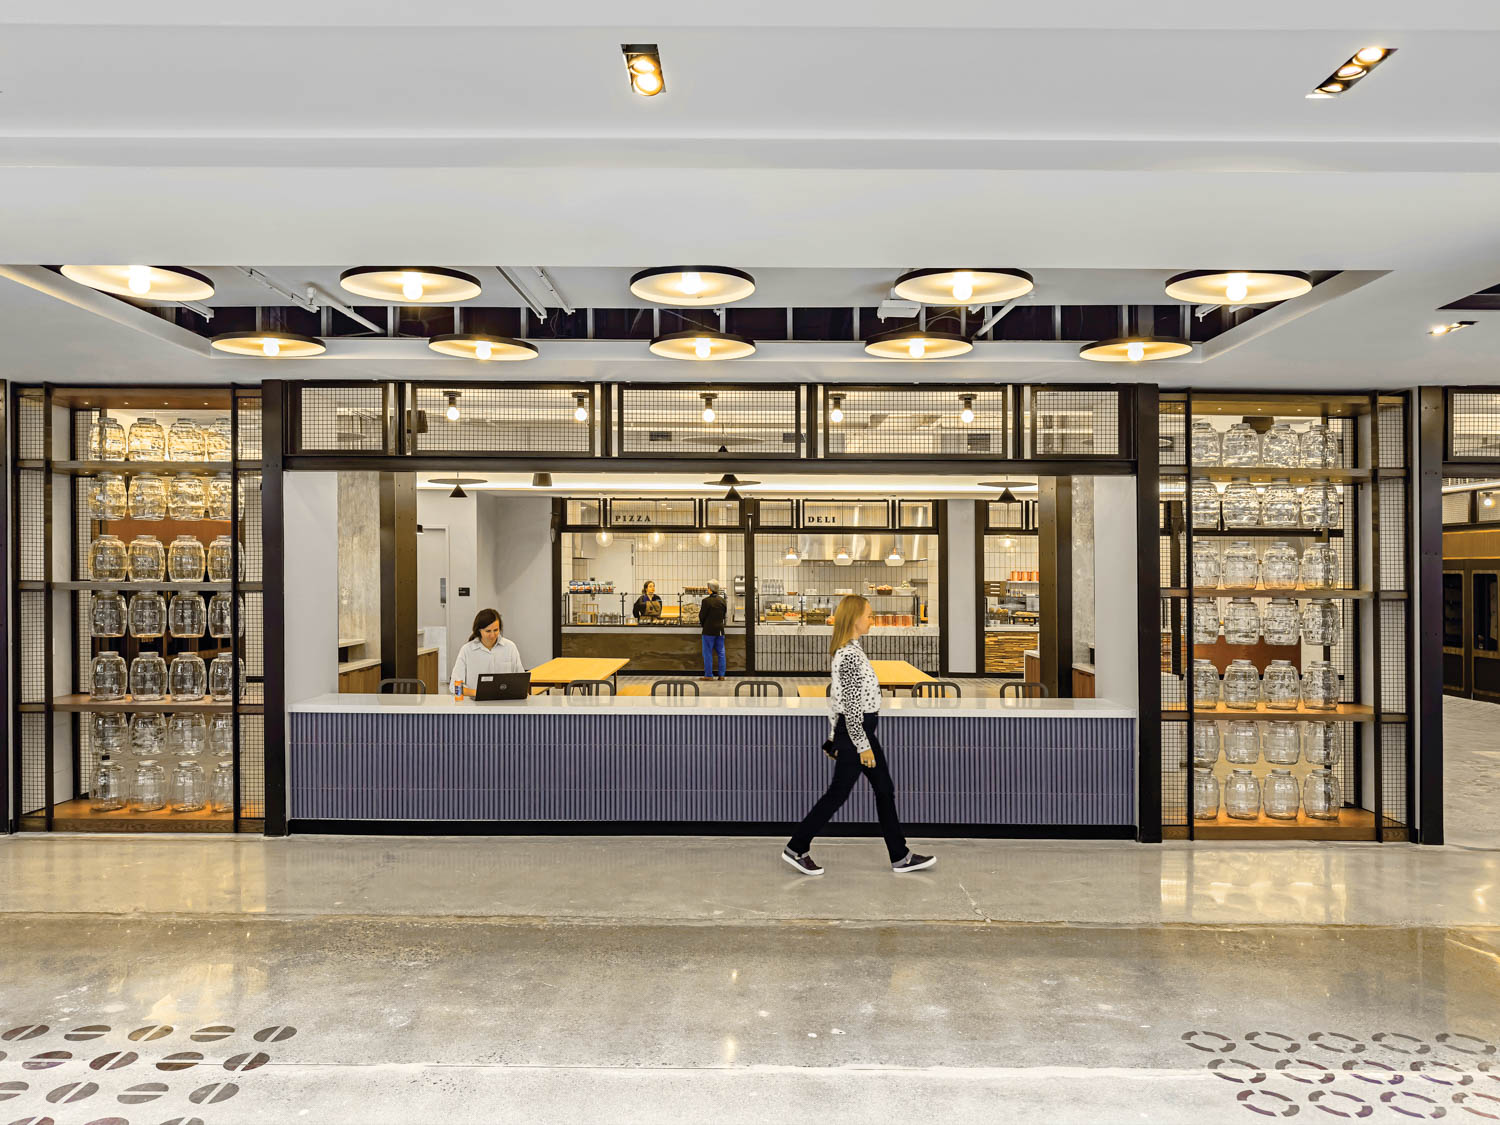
[649,330,756,361]
[892,268,1033,305]
[629,266,755,306]
[864,329,972,360]
[61,265,215,301]
[339,267,482,303]
[1164,270,1312,306]
[427,334,538,361]
[1078,336,1191,363]
[430,476,485,499]
[211,332,326,358]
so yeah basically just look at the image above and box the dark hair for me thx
[641,580,656,595]
[469,608,502,642]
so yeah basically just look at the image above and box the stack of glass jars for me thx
[208,592,240,638]
[172,761,208,813]
[1262,721,1299,764]
[1300,542,1336,589]
[1192,658,1221,705]
[1302,722,1341,765]
[133,760,167,812]
[1300,484,1341,529]
[128,472,167,520]
[127,417,165,461]
[92,755,127,812]
[131,713,166,758]
[1302,600,1342,646]
[1193,545,1221,589]
[1303,769,1341,820]
[206,472,235,520]
[1193,722,1221,765]
[168,712,207,757]
[209,712,235,758]
[167,418,205,461]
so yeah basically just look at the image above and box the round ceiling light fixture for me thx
[892,268,1034,305]
[61,265,215,301]
[864,329,973,360]
[629,266,756,306]
[648,331,756,361]
[1164,270,1313,306]
[210,331,326,358]
[338,267,482,304]
[1078,336,1192,363]
[426,334,538,361]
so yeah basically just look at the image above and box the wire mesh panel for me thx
[822,386,1010,458]
[1378,400,1406,469]
[1379,484,1407,591]
[1380,722,1409,829]
[16,390,46,460]
[18,591,46,703]
[236,391,264,460]
[618,385,803,458]
[19,713,47,815]
[295,384,390,452]
[1449,391,1500,459]
[1380,600,1408,715]
[17,469,45,581]
[1443,489,1473,524]
[1028,387,1122,457]
[1161,723,1187,828]
[1159,396,1186,467]
[243,591,265,680]
[240,472,264,582]
[239,713,265,820]
[411,384,596,455]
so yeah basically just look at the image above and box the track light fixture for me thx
[1306,46,1395,98]
[622,44,665,96]
[1431,321,1475,337]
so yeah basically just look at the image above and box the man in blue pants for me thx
[699,580,727,680]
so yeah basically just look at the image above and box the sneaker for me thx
[892,852,936,874]
[782,847,824,876]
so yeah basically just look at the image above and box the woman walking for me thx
[783,595,935,876]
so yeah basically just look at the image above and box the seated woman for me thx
[450,608,523,697]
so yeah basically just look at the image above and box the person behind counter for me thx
[699,579,727,681]
[450,608,524,697]
[632,580,663,622]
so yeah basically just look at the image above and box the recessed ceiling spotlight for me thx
[622,44,665,97]
[427,334,538,361]
[864,329,973,360]
[1430,321,1475,336]
[649,330,756,361]
[338,267,482,304]
[630,266,756,305]
[892,268,1034,305]
[1307,47,1395,98]
[210,331,325,358]
[1164,270,1312,306]
[1079,336,1192,363]
[1354,46,1388,64]
[61,265,215,301]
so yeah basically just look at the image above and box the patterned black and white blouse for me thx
[830,638,882,754]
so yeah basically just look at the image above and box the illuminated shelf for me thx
[51,460,261,475]
[1163,703,1385,722]
[1160,586,1372,599]
[52,694,262,714]
[1188,808,1377,841]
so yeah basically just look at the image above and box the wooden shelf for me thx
[47,580,262,592]
[1160,586,1372,600]
[1164,703,1382,722]
[48,796,233,834]
[51,460,261,475]
[1186,467,1372,484]
[53,694,263,714]
[1180,528,1344,539]
[1189,807,1377,841]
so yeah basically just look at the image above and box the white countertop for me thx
[289,693,1135,719]
[756,623,940,636]
[562,625,747,634]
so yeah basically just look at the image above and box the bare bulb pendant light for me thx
[629,266,755,306]
[427,334,538,361]
[864,329,972,360]
[573,393,591,422]
[339,267,482,304]
[61,265,215,301]
[892,268,1033,305]
[1164,271,1312,306]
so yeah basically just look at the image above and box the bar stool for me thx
[734,679,784,697]
[912,680,962,698]
[1000,681,1049,698]
[565,679,616,696]
[378,678,428,695]
[650,678,700,697]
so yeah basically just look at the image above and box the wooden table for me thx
[528,657,631,692]
[868,660,934,691]
[797,684,830,699]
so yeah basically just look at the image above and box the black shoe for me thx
[892,852,936,874]
[782,846,824,876]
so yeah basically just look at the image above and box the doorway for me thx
[417,525,452,688]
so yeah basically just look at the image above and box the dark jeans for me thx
[788,713,909,863]
[702,634,726,677]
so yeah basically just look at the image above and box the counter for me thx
[560,624,747,673]
[287,693,1136,835]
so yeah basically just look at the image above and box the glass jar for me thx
[1301,601,1342,647]
[207,535,237,582]
[1223,597,1261,645]
[92,755,127,812]
[94,417,127,461]
[1192,598,1221,645]
[1224,720,1260,764]
[88,534,127,581]
[90,472,127,520]
[127,534,165,582]
[1262,598,1300,645]
[1224,769,1262,820]
[168,534,206,581]
[127,416,165,461]
[1222,479,1260,528]
[1300,542,1336,590]
[209,652,244,702]
[209,712,235,758]
[1261,541,1299,590]
[1263,659,1301,709]
[168,592,206,638]
[208,592,241,639]
[1192,545,1222,589]
[127,472,167,520]
[1262,423,1300,468]
[1302,722,1341,766]
[1264,768,1301,820]
[1300,424,1339,469]
[1222,541,1260,588]
[1191,478,1221,529]
[206,416,232,461]
[1263,721,1300,764]
[129,651,167,700]
[206,472,234,520]
[1301,484,1341,529]
[168,472,206,521]
[127,591,166,639]
[168,712,207,758]
[132,761,168,812]
[1190,422,1222,466]
[1222,423,1262,468]
[211,759,236,813]
[171,760,208,812]
[167,418,205,461]
[169,653,207,701]
[1222,659,1261,709]
[1193,722,1221,765]
[1303,768,1342,820]
[1261,479,1299,528]
[1192,658,1221,706]
[91,591,126,638]
[1193,767,1220,819]
[90,651,127,701]
[130,712,166,758]
[92,711,129,755]
[1301,660,1338,710]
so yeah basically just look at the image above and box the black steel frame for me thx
[613,381,808,462]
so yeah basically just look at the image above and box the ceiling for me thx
[1,2,1497,390]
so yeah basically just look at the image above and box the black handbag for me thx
[820,737,838,762]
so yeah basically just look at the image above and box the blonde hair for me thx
[829,594,871,655]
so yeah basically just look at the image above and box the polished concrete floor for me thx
[0,698,1496,1123]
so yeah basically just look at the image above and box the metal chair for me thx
[734,679,784,697]
[378,678,427,695]
[912,680,962,699]
[565,679,616,696]
[651,678,700,697]
[1000,681,1049,698]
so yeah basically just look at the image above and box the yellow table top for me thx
[528,657,631,687]
[868,660,934,688]
[796,684,830,699]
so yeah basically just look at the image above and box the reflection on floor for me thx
[1443,694,1500,849]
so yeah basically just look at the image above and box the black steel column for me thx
[379,472,419,682]
[1416,387,1445,844]
[0,383,8,832]
[262,380,288,836]
[1134,385,1162,843]
[1038,477,1073,698]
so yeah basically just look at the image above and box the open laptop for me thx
[473,672,532,701]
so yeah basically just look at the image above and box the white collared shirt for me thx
[451,636,524,686]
